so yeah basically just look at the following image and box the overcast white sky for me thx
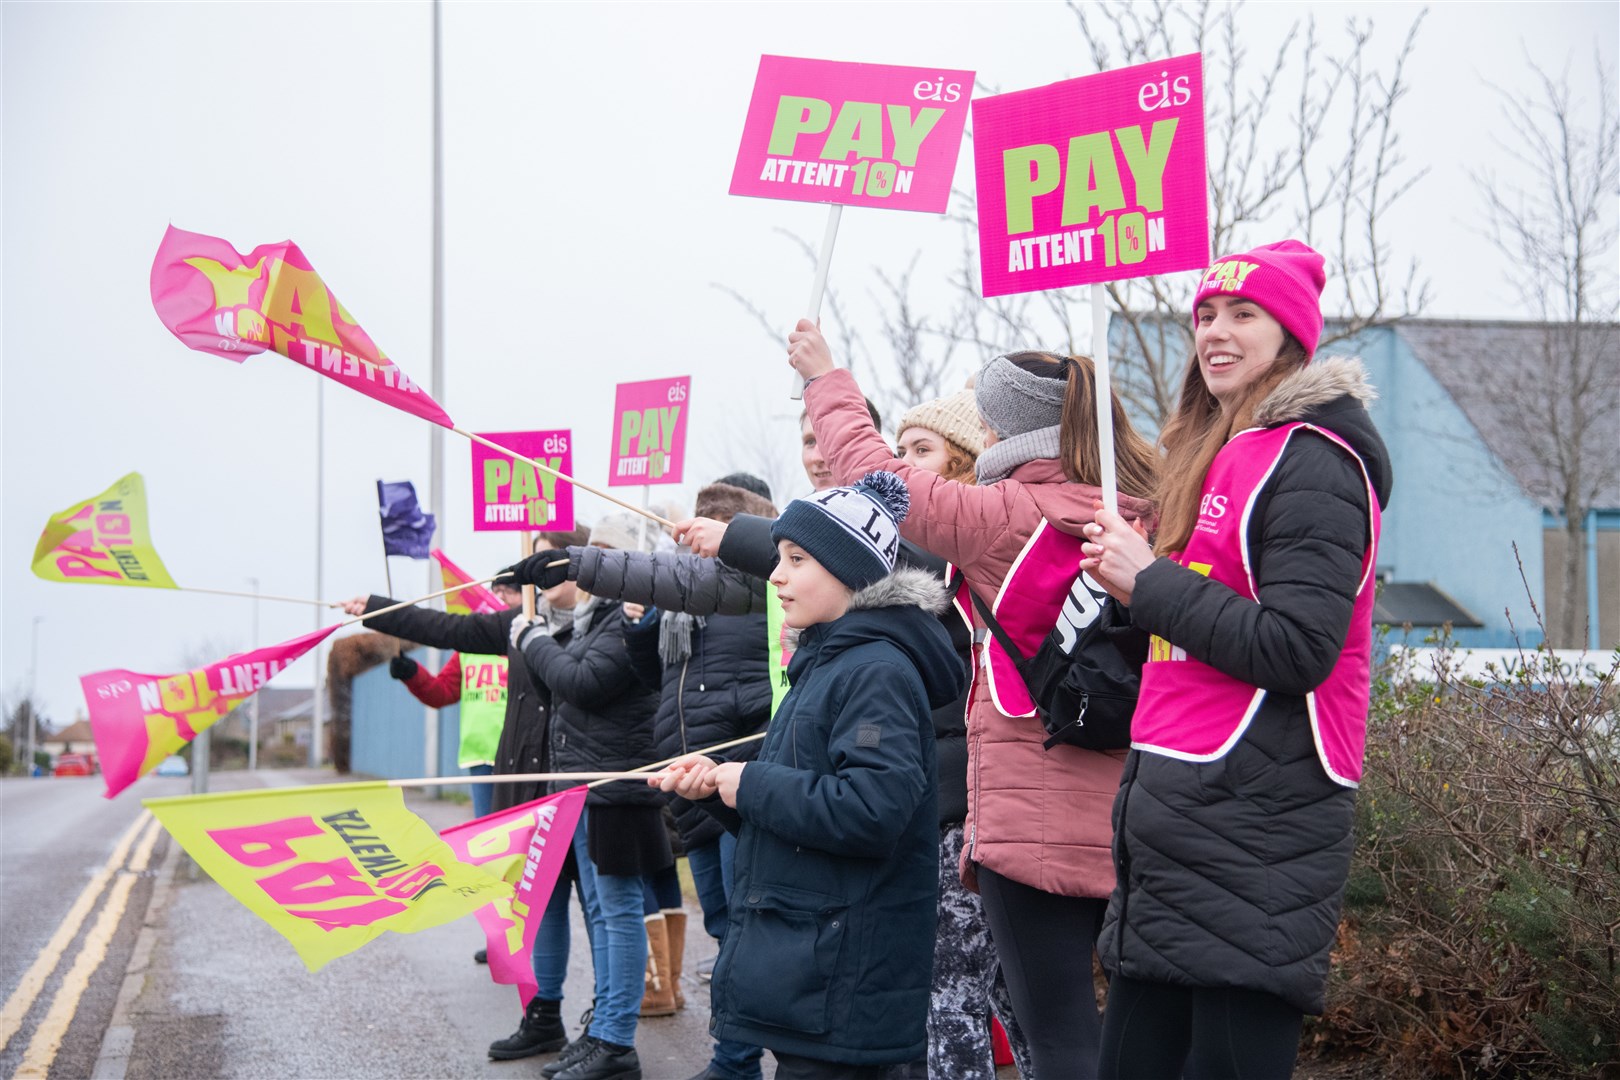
[3,1,1616,731]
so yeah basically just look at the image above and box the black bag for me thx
[956,570,1140,751]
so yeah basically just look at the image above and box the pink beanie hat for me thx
[1192,239,1326,357]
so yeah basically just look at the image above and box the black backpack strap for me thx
[951,571,1027,665]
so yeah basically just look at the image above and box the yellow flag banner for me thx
[144,783,511,971]
[32,472,177,588]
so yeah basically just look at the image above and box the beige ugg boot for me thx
[639,914,677,1017]
[662,909,688,1010]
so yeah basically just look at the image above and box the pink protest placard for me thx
[470,430,575,532]
[730,55,974,213]
[607,377,690,487]
[972,54,1209,298]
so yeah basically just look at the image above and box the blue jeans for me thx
[642,863,683,914]
[572,808,647,1047]
[686,832,762,1080]
[532,873,586,1002]
[685,832,736,942]
[467,763,494,819]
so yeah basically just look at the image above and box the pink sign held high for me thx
[730,55,974,214]
[608,377,690,488]
[470,430,575,533]
[972,54,1209,298]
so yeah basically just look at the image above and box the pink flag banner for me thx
[608,377,690,487]
[439,787,588,1005]
[83,625,340,799]
[149,225,454,428]
[470,430,575,533]
[432,549,508,615]
[729,55,974,213]
[972,54,1209,298]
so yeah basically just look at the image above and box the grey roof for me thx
[242,687,315,723]
[1391,319,1620,510]
[1374,581,1483,628]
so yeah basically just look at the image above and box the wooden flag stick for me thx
[586,730,766,789]
[383,731,768,790]
[177,586,333,607]
[340,577,507,626]
[390,771,650,787]
[519,531,536,620]
[452,427,677,530]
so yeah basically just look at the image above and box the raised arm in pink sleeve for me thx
[803,369,1013,569]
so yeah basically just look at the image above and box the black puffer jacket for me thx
[718,521,972,827]
[1098,359,1393,1016]
[570,546,772,850]
[518,597,660,809]
[356,596,560,813]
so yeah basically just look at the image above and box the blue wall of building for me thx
[1326,329,1545,647]
[349,648,466,795]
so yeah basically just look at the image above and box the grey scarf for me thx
[658,611,707,667]
[535,596,586,639]
[975,424,1062,485]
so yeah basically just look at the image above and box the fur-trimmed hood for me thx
[849,565,951,615]
[694,482,777,522]
[1253,356,1393,509]
[1253,356,1376,426]
[788,566,965,711]
[783,566,950,649]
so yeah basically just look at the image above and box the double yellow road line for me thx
[0,810,164,1077]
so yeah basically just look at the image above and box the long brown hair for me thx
[1152,335,1309,554]
[1001,351,1159,499]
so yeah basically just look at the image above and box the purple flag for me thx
[378,480,436,559]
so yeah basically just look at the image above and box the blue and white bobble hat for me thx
[771,471,911,591]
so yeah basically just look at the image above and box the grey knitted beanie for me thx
[974,355,1066,438]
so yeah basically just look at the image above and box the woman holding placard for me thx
[1080,241,1391,1079]
[787,320,1158,1080]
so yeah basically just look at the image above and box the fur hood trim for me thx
[783,566,949,648]
[694,482,777,522]
[849,566,951,615]
[1253,357,1377,426]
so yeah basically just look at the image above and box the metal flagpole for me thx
[248,577,260,771]
[310,380,326,768]
[423,0,447,782]
[429,0,447,575]
[27,617,43,775]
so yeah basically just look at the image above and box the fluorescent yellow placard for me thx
[144,783,511,971]
[32,472,177,588]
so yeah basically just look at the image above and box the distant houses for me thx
[1114,315,1617,651]
[1331,319,1618,650]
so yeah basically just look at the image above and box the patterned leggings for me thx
[928,824,1034,1080]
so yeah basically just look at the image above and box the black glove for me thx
[501,549,574,589]
[389,655,419,681]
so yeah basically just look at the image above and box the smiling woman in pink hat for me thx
[1082,240,1395,1079]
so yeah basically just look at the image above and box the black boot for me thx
[488,998,566,1060]
[541,1004,595,1077]
[554,1038,641,1080]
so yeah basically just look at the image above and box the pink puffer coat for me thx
[805,369,1153,898]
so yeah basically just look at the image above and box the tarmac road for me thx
[1,768,728,1079]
